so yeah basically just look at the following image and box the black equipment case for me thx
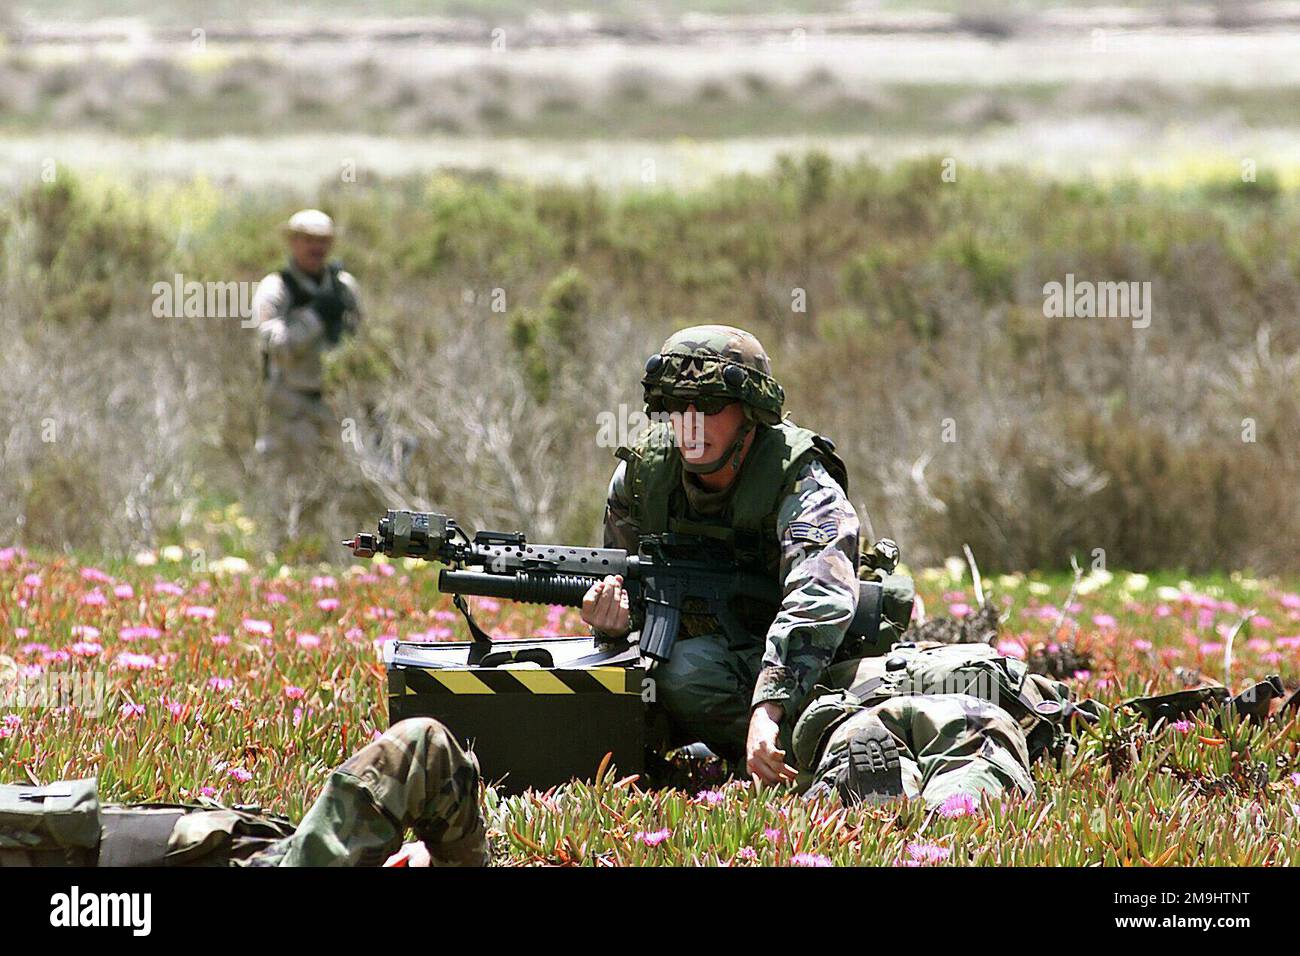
[385,636,647,792]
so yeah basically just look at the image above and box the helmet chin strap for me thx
[680,418,755,476]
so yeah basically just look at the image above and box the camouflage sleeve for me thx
[751,458,860,713]
[252,273,320,355]
[602,460,640,552]
[337,269,363,337]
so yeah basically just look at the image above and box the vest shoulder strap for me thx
[615,421,679,534]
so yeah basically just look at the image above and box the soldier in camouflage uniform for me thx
[580,325,862,786]
[0,718,488,867]
[792,643,1082,807]
[795,644,1287,809]
[246,716,487,867]
[251,209,362,462]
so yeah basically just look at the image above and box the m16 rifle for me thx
[344,509,788,665]
[344,509,887,665]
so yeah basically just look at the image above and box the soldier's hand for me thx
[747,703,797,786]
[581,574,631,638]
[383,841,432,867]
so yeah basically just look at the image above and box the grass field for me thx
[2,544,1298,866]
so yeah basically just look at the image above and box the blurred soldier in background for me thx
[251,209,361,462]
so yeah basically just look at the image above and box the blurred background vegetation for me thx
[0,0,1297,573]
[1,157,1296,572]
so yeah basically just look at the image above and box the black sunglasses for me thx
[658,395,736,415]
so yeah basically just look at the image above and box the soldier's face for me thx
[672,400,744,466]
[289,233,333,275]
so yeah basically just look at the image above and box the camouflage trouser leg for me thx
[249,718,488,867]
[653,633,766,761]
[256,384,336,462]
[812,693,1035,808]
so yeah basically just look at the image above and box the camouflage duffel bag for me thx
[0,779,101,866]
[1,778,297,867]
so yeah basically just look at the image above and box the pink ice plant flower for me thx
[792,853,833,867]
[902,842,951,865]
[113,652,157,671]
[118,703,146,720]
[242,618,273,636]
[317,598,340,612]
[634,828,671,847]
[937,793,979,819]
[78,588,107,606]
[120,626,162,641]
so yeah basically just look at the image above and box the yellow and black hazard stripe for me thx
[394,666,641,696]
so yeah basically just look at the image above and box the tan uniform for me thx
[252,262,361,459]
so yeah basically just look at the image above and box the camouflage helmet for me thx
[791,689,860,771]
[642,325,784,426]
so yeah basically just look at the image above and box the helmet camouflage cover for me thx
[642,325,785,425]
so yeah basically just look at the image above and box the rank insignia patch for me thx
[787,519,838,546]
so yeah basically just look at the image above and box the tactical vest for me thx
[615,419,848,578]
[280,262,348,345]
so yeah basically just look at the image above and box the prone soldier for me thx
[0,718,487,868]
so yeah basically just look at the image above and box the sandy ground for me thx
[19,30,1300,87]
[1,121,1297,192]
[5,18,1300,190]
